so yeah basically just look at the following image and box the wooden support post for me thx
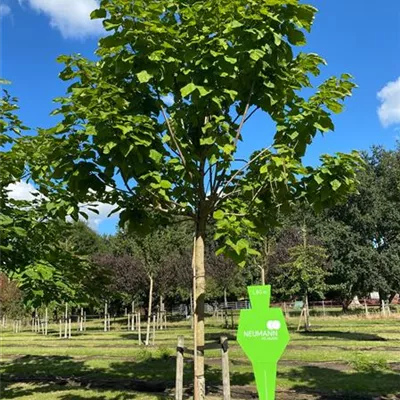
[45,307,48,336]
[59,319,62,338]
[283,302,288,319]
[175,336,184,400]
[68,318,72,339]
[108,314,111,331]
[297,308,305,332]
[220,335,231,400]
[364,299,369,318]
[152,314,156,346]
[138,312,141,345]
[64,303,68,338]
[230,309,234,329]
[80,308,84,332]
[127,313,131,330]
[124,307,127,316]
[157,311,160,330]
[84,311,87,331]
[104,301,108,332]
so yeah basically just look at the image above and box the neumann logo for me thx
[243,320,281,340]
[267,320,281,330]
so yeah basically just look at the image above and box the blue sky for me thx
[2,0,400,234]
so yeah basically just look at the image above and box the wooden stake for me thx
[220,336,231,400]
[80,308,84,332]
[138,312,142,345]
[59,319,62,338]
[104,301,108,332]
[297,308,305,332]
[45,307,48,336]
[64,304,68,338]
[68,318,72,339]
[145,275,154,346]
[364,299,369,318]
[175,336,184,400]
[152,314,156,346]
[127,313,131,330]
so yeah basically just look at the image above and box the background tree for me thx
[277,226,329,330]
[315,146,400,307]
[28,1,362,395]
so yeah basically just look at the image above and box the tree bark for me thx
[145,275,154,346]
[194,216,206,400]
[259,266,265,286]
[304,293,310,331]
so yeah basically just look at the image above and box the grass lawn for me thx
[1,313,399,399]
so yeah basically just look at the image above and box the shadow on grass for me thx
[280,365,400,399]
[0,355,172,399]
[299,330,387,341]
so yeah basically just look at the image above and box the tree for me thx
[315,146,400,307]
[277,226,329,330]
[0,83,30,269]
[28,2,362,395]
[206,241,242,306]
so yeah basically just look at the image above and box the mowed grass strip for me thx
[1,315,400,398]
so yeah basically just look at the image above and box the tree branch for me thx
[234,81,255,147]
[219,146,272,196]
[160,106,191,178]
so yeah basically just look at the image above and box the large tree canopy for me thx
[26,1,362,396]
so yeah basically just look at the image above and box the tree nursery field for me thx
[1,313,399,400]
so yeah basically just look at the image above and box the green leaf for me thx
[0,215,13,226]
[200,136,215,145]
[137,70,153,83]
[330,179,341,191]
[181,83,196,97]
[314,174,324,185]
[67,206,75,215]
[160,180,172,189]
[213,210,225,220]
[249,49,265,61]
[197,86,211,97]
[90,8,107,19]
[224,56,237,64]
[149,149,163,163]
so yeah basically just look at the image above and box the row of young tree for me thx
[3,145,399,316]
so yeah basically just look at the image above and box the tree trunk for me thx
[341,299,352,312]
[145,275,154,346]
[259,266,265,286]
[304,293,310,331]
[104,301,108,332]
[388,291,396,304]
[223,288,228,308]
[194,217,206,400]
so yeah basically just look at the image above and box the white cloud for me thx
[7,181,118,230]
[79,201,119,229]
[377,77,400,128]
[22,0,103,39]
[0,4,11,18]
[7,180,38,201]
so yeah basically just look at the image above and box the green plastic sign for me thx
[237,285,290,400]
